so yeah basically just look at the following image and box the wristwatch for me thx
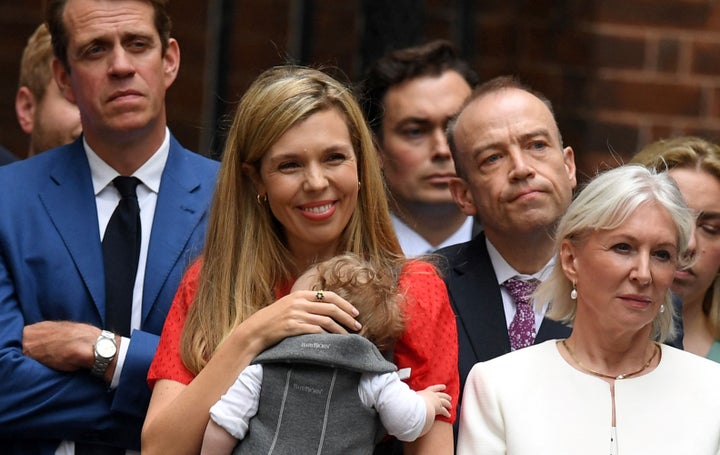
[91,330,117,378]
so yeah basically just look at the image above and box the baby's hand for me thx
[418,384,451,418]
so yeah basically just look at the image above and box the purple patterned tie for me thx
[505,277,539,351]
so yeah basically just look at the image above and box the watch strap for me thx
[91,330,117,378]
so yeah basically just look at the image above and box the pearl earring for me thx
[570,282,577,300]
[660,304,665,313]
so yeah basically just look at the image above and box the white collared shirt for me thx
[485,237,553,330]
[391,212,474,257]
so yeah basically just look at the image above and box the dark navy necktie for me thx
[76,177,141,455]
[102,176,141,337]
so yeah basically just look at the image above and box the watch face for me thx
[96,338,117,358]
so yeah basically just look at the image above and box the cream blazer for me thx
[458,340,720,455]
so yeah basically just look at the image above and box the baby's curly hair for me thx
[314,253,405,353]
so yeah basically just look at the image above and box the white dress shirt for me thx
[391,212,474,257]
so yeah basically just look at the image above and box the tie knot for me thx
[113,176,140,199]
[504,277,539,306]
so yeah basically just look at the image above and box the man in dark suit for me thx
[437,76,577,427]
[0,0,219,453]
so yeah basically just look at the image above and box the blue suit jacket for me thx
[0,136,219,454]
[436,233,571,439]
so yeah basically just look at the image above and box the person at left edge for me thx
[0,0,219,454]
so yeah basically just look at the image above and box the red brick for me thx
[494,26,646,72]
[590,80,703,117]
[591,34,646,71]
[692,40,720,76]
[709,87,720,118]
[516,28,593,67]
[595,0,711,28]
[707,5,720,29]
[657,38,680,73]
[517,70,590,108]
[585,120,640,164]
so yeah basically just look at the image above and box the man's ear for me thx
[162,38,180,89]
[563,146,578,190]
[52,57,76,104]
[15,87,36,134]
[449,177,477,216]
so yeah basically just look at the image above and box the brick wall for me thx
[2,0,720,181]
[466,0,720,180]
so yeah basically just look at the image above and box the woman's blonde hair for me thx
[632,136,720,339]
[181,66,403,373]
[536,164,694,343]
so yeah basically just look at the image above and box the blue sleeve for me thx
[0,237,143,449]
[113,330,160,417]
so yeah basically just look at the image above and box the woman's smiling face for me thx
[255,108,359,261]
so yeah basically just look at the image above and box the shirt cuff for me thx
[109,335,130,389]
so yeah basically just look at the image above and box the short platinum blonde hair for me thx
[536,164,694,342]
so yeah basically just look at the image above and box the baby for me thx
[201,253,451,454]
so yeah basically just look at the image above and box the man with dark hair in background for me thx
[361,40,480,257]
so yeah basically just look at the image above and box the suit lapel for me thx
[39,141,105,320]
[142,137,205,323]
[447,234,512,362]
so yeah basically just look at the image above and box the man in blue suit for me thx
[436,77,576,439]
[0,0,219,453]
